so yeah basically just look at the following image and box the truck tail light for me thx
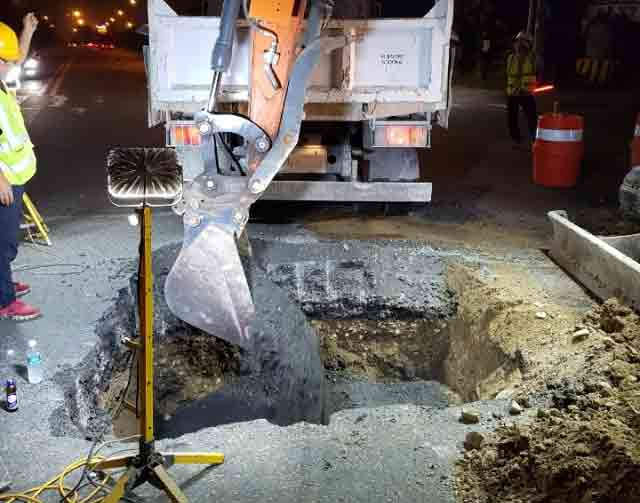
[170,124,202,146]
[384,125,428,147]
[365,121,431,148]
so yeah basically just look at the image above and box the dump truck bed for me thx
[147,0,454,124]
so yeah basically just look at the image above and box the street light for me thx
[130,0,137,5]
[110,17,116,23]
[77,18,85,26]
[117,10,124,16]
[43,15,49,21]
[126,21,134,29]
[73,10,82,18]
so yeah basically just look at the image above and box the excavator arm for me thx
[164,0,335,347]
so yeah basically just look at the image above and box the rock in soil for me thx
[571,328,590,343]
[464,432,485,451]
[460,409,481,425]
[508,401,523,416]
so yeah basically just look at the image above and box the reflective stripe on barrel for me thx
[536,128,583,143]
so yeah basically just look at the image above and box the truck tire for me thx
[620,167,640,221]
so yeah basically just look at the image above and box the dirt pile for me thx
[456,300,640,503]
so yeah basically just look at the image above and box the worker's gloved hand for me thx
[0,174,14,206]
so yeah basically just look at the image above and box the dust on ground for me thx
[456,300,640,503]
[305,216,547,251]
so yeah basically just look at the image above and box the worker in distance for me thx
[506,31,538,150]
[0,13,41,321]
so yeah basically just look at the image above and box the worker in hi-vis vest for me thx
[0,14,40,321]
[506,31,538,148]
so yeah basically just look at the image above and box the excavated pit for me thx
[64,239,530,440]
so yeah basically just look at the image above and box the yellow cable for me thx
[0,457,115,503]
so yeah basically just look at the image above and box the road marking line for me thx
[46,61,72,97]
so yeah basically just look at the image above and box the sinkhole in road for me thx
[67,241,527,441]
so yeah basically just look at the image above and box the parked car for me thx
[22,52,41,79]
[4,51,41,92]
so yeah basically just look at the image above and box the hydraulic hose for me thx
[208,0,242,112]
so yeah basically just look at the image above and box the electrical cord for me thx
[0,455,112,503]
[27,354,140,503]
[58,436,100,503]
[13,243,90,276]
[11,263,88,276]
[111,350,137,421]
[57,322,140,503]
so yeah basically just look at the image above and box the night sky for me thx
[7,0,441,24]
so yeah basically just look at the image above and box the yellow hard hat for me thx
[0,23,20,62]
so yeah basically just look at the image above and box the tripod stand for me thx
[90,206,224,503]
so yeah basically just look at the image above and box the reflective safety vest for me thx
[0,83,36,185]
[506,52,537,97]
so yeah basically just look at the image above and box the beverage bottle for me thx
[6,379,17,412]
[26,340,43,385]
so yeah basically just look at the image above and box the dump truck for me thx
[146,0,454,204]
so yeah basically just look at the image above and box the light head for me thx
[106,148,183,208]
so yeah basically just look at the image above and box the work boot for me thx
[13,282,31,298]
[0,300,41,321]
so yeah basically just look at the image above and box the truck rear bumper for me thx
[262,180,432,203]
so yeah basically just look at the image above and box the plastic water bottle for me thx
[26,340,43,384]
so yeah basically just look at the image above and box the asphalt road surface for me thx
[21,47,164,217]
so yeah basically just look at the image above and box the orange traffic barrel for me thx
[533,113,584,188]
[631,113,640,167]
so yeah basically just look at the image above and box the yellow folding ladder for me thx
[21,193,51,246]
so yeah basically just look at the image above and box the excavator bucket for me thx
[165,221,255,348]
[163,0,327,348]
